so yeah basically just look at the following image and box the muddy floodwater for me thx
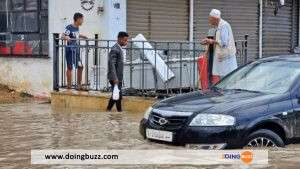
[0,103,300,169]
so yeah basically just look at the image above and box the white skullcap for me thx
[210,9,221,18]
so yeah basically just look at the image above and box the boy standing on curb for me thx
[63,12,88,90]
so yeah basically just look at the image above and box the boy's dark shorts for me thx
[65,47,83,70]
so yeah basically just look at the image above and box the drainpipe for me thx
[259,0,263,58]
[298,1,300,46]
[189,0,194,42]
[6,0,10,42]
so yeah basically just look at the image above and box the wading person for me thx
[106,32,129,112]
[63,12,88,90]
[202,9,237,82]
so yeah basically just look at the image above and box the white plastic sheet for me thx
[132,34,175,83]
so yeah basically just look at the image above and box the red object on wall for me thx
[12,41,33,55]
[0,46,11,55]
[198,55,209,91]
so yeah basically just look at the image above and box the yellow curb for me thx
[51,90,156,113]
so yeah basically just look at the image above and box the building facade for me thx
[0,0,299,96]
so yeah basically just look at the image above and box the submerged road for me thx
[0,103,299,169]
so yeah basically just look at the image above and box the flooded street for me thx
[0,103,300,169]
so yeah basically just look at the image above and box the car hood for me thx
[153,90,276,115]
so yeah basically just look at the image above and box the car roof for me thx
[259,54,300,62]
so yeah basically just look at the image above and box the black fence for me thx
[53,34,248,96]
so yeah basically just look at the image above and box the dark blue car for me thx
[140,55,300,149]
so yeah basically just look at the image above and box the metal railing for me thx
[53,34,248,96]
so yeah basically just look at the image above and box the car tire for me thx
[245,129,285,148]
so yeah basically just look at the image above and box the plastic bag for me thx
[211,75,221,85]
[198,55,221,91]
[198,55,209,91]
[112,84,120,100]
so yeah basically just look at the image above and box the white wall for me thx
[106,0,127,39]
[0,0,127,97]
[0,57,52,98]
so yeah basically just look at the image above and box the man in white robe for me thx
[202,9,238,79]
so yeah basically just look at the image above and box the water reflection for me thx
[0,103,299,169]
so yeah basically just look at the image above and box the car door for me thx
[269,94,296,137]
[291,88,300,138]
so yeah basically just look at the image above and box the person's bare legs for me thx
[77,66,83,89]
[66,67,72,89]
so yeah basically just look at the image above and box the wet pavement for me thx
[0,102,300,169]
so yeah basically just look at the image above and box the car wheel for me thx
[245,129,285,148]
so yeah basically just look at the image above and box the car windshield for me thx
[215,60,300,94]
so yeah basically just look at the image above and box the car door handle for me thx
[282,111,293,118]
[282,112,288,116]
[281,112,289,118]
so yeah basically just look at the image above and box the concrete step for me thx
[51,89,156,113]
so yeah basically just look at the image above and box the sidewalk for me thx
[51,89,156,112]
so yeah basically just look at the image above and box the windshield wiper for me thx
[229,88,263,94]
[211,86,223,92]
